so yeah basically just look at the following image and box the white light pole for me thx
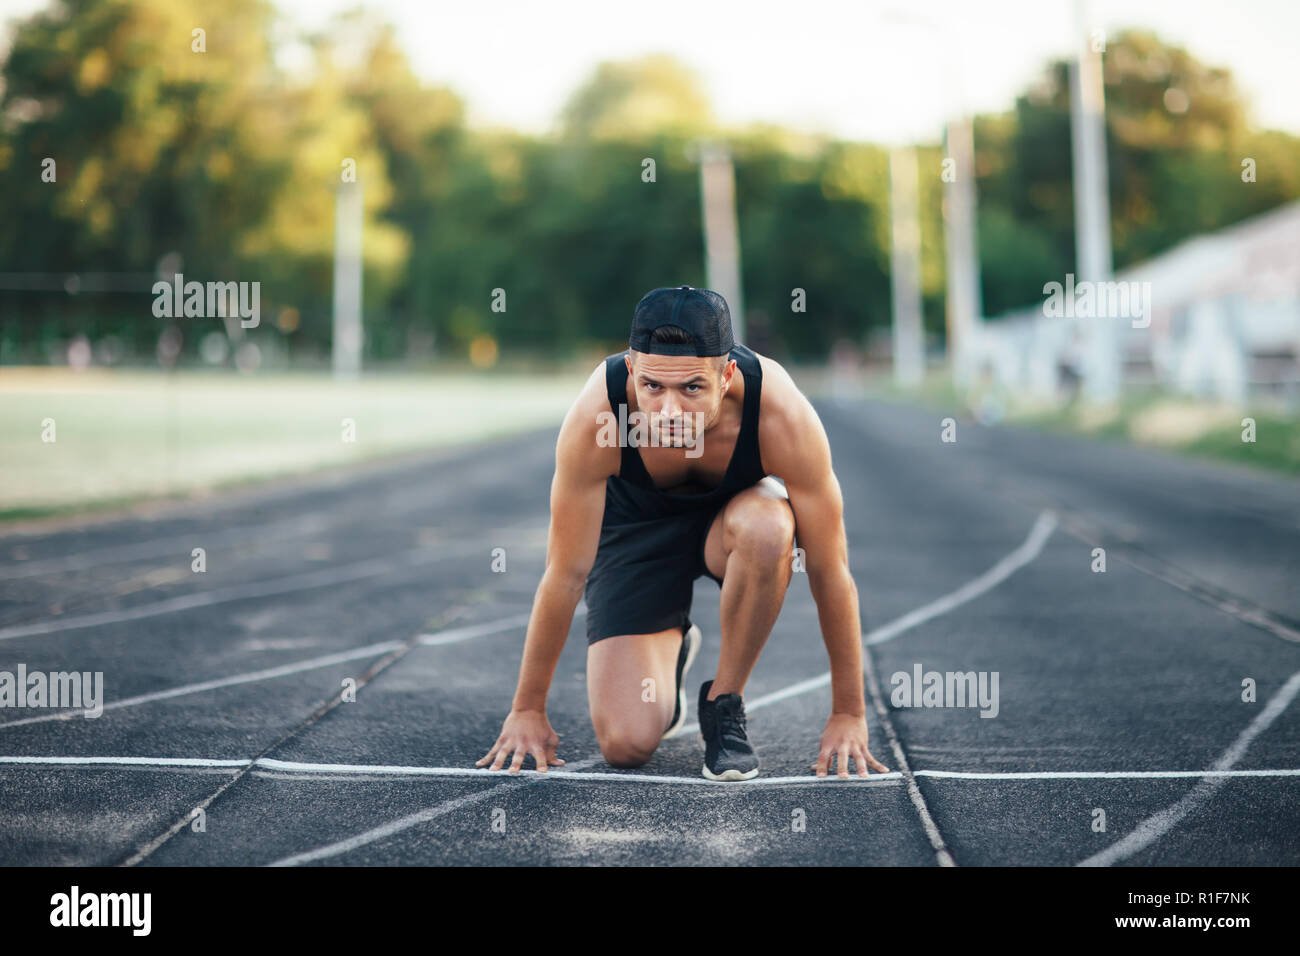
[944,113,983,389]
[696,141,746,343]
[890,145,925,387]
[1069,0,1117,402]
[333,180,363,380]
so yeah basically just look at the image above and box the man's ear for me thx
[625,353,634,375]
[720,358,737,388]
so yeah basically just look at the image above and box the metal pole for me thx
[944,115,983,389]
[1069,0,1117,402]
[333,181,363,380]
[698,143,746,343]
[890,145,925,387]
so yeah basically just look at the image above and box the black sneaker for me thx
[662,622,701,739]
[697,679,759,780]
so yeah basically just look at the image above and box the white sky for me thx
[4,0,1298,142]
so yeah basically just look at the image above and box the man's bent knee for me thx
[597,728,660,768]
[586,628,680,768]
[726,497,796,568]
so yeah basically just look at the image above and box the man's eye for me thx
[645,383,660,391]
[686,385,701,393]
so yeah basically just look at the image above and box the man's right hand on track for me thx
[476,709,565,773]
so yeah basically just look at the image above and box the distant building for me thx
[969,199,1300,407]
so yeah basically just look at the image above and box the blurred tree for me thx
[2,13,1296,366]
[0,0,285,275]
[558,53,715,142]
[976,28,1300,314]
[334,12,466,357]
[0,0,407,359]
[237,23,408,346]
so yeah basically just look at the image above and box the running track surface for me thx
[1,394,1297,866]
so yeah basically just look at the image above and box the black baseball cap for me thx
[630,285,735,357]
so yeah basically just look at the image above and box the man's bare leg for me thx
[701,476,796,700]
[587,628,681,767]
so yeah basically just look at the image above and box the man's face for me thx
[627,351,734,448]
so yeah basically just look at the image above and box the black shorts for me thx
[583,502,727,645]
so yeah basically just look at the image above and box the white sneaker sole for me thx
[661,624,701,740]
[701,763,760,781]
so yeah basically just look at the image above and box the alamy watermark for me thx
[1042,273,1152,328]
[890,663,999,718]
[152,272,260,328]
[50,886,150,935]
[0,664,104,717]
[596,406,706,458]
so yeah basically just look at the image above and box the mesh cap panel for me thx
[629,285,736,356]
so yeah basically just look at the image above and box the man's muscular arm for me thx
[477,364,617,773]
[758,359,890,778]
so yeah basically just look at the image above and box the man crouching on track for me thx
[477,285,890,781]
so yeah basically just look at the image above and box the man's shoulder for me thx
[564,359,614,434]
[556,358,621,478]
[753,352,815,427]
[751,352,827,475]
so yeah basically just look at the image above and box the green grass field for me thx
[0,367,582,523]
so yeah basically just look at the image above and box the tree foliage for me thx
[0,9,1295,365]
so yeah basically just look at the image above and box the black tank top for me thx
[600,343,767,521]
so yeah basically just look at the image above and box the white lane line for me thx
[417,612,534,645]
[5,754,1296,782]
[0,552,429,640]
[0,513,335,580]
[0,755,249,768]
[1077,667,1300,867]
[861,644,956,867]
[0,608,555,728]
[0,642,404,729]
[255,763,1300,783]
[0,529,550,641]
[266,754,608,867]
[674,510,1057,737]
[729,673,831,719]
[270,787,538,865]
[865,510,1057,645]
[254,758,902,786]
[914,768,1300,780]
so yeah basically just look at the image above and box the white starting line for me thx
[3,753,1297,784]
